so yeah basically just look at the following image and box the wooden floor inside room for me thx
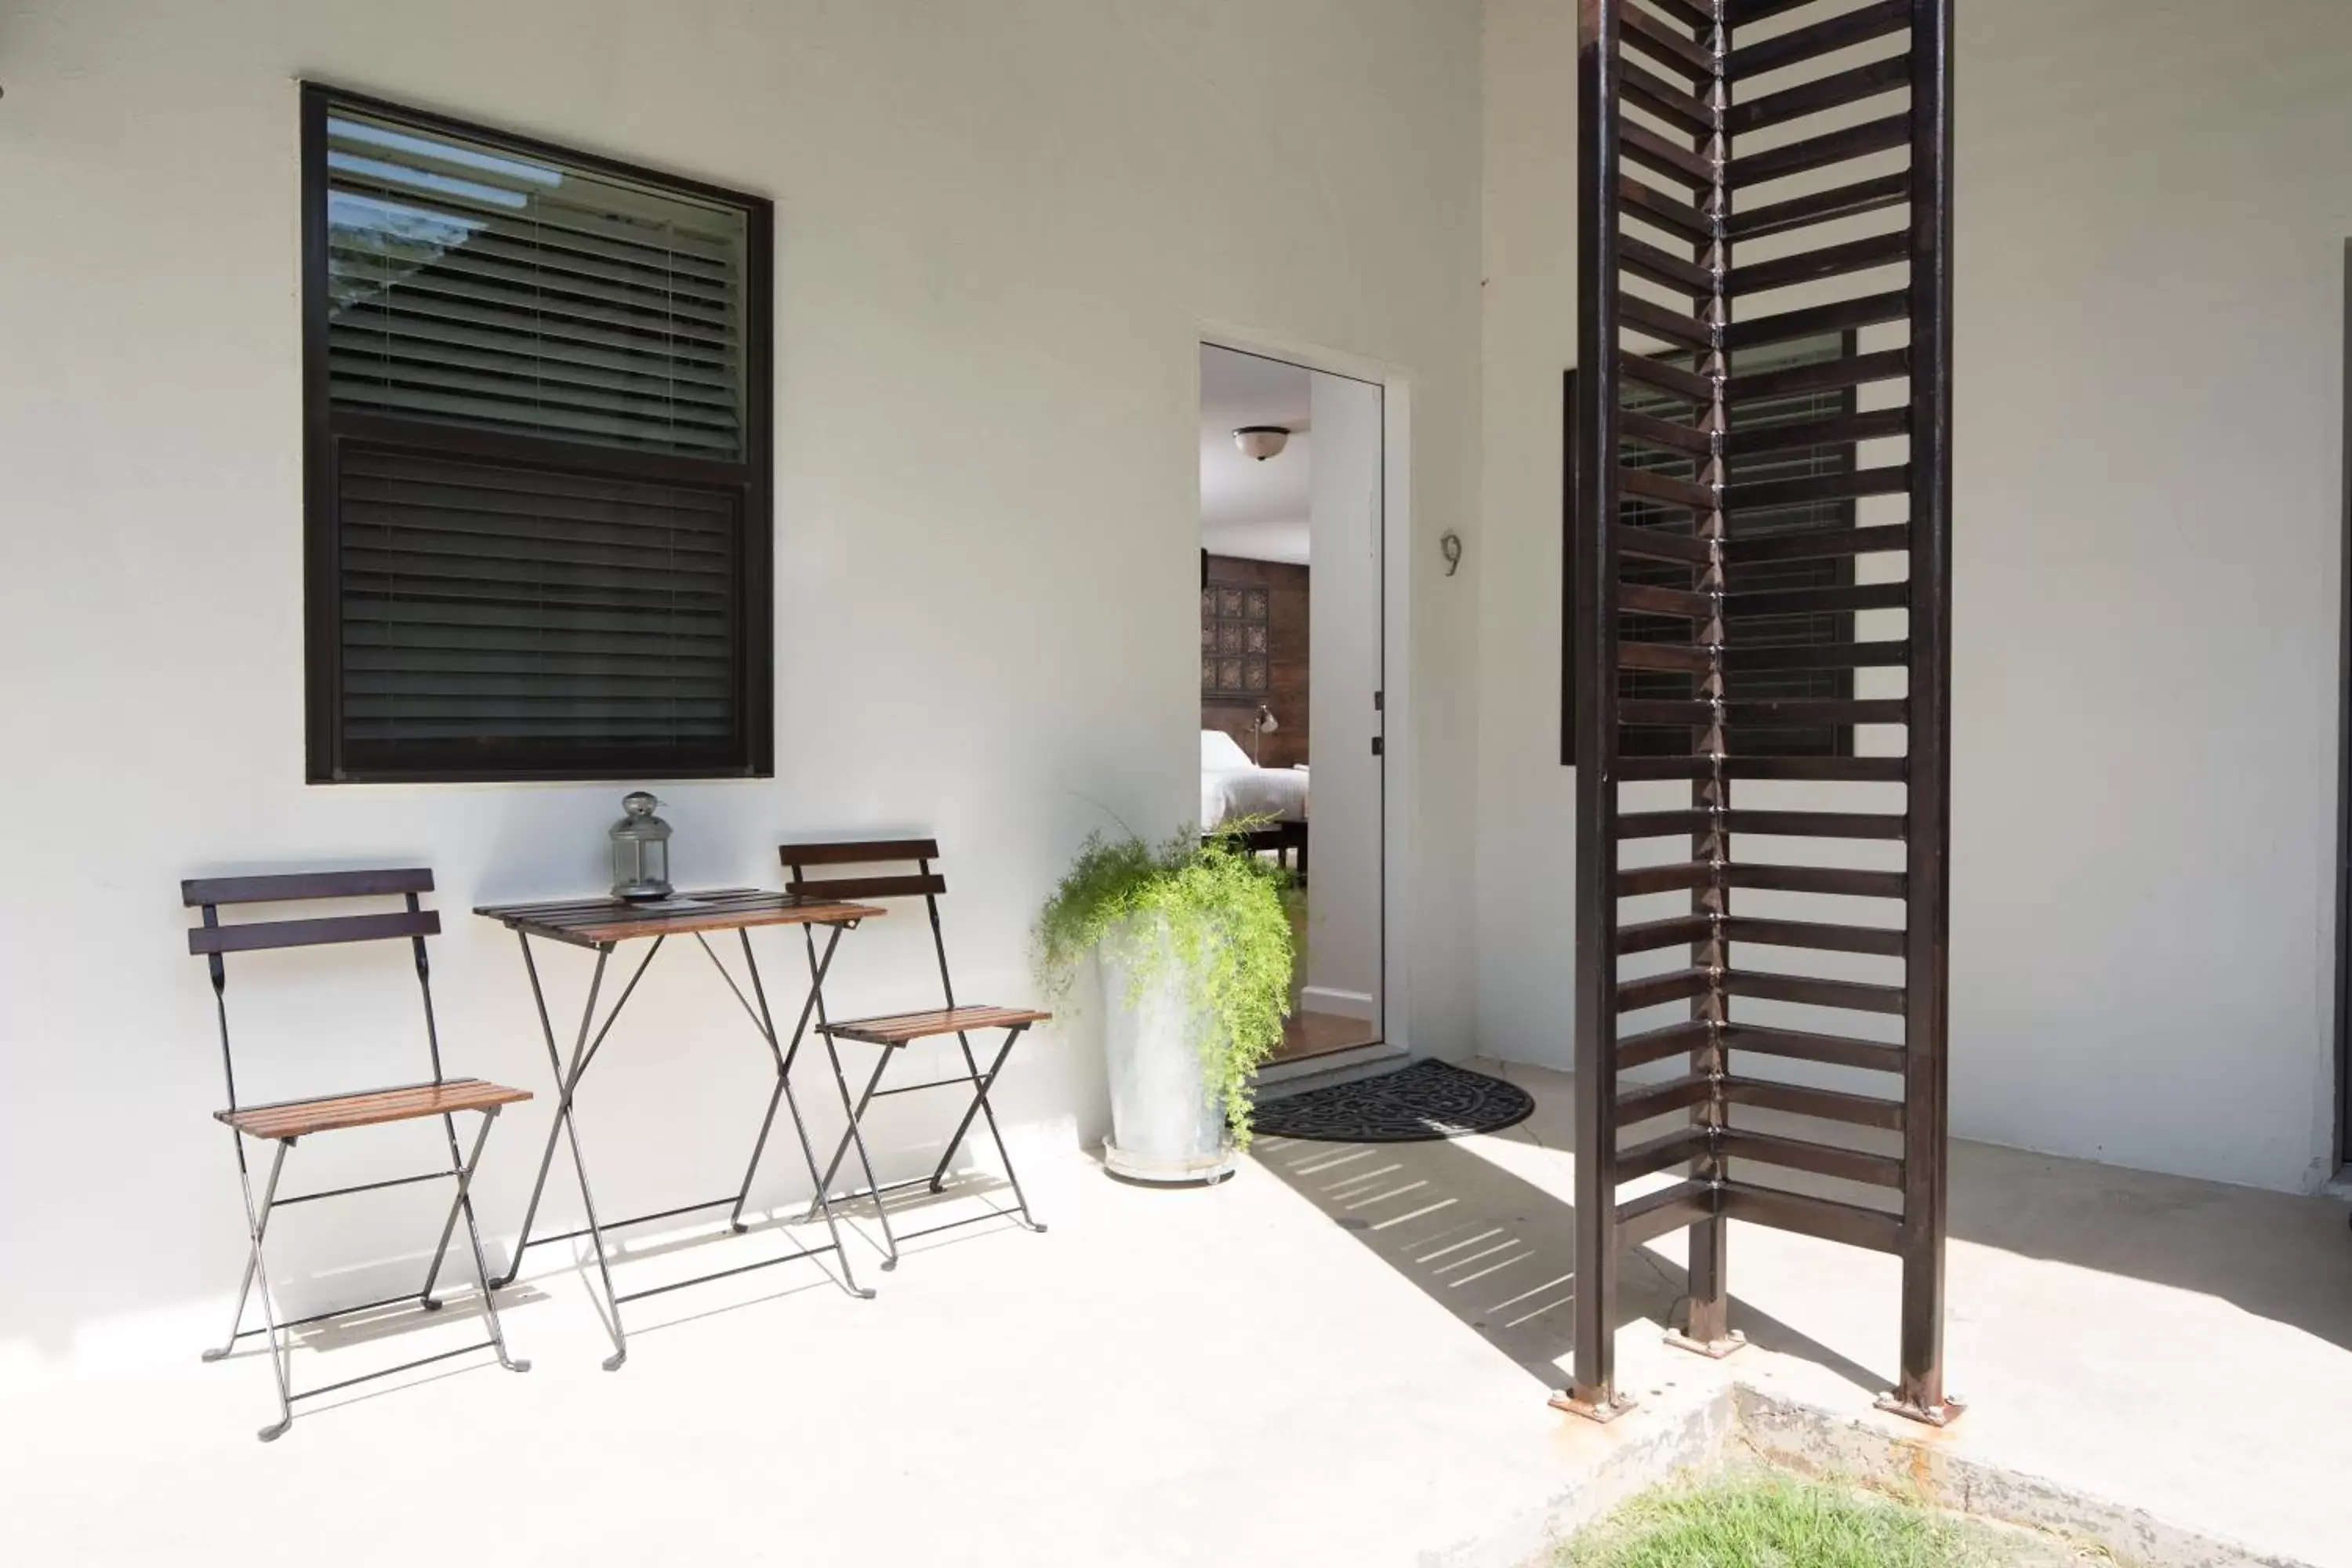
[1270,1008,1378,1065]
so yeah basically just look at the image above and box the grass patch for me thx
[1563,1471,2083,1567]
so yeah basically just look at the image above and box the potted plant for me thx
[1034,822,1295,1182]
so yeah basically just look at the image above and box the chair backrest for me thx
[182,867,444,1111]
[778,839,956,1005]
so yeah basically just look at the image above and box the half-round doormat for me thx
[1252,1058,1535,1143]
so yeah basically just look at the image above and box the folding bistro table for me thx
[474,887,886,1368]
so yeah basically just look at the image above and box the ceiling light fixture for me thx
[1232,425,1290,462]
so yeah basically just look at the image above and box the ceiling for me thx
[1200,345,1311,564]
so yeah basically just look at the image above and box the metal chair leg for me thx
[818,1032,902,1269]
[230,1137,296,1442]
[445,1109,529,1373]
[201,1139,289,1363]
[802,1047,891,1221]
[745,927,873,1298]
[933,1028,1046,1233]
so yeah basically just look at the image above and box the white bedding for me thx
[1200,731,1308,829]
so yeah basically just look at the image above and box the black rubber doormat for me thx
[1252,1058,1536,1143]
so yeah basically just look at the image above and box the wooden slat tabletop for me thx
[474,887,887,947]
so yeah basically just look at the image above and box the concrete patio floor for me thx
[5,1058,2349,1566]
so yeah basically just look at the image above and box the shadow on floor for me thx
[1250,1127,1893,1399]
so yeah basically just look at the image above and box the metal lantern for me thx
[609,791,673,901]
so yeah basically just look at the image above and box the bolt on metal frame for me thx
[184,868,531,1442]
[1561,0,1956,1425]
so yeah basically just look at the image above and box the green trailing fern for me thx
[1033,821,1296,1145]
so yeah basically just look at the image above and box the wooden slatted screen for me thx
[1563,0,1955,1426]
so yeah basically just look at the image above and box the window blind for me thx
[304,86,771,783]
[324,108,748,456]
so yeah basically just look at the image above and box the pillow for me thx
[1201,729,1252,771]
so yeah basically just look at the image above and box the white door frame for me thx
[1197,321,1416,1069]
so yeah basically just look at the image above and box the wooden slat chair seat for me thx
[217,1079,532,1141]
[780,838,1049,1269]
[182,866,530,1441]
[824,1005,1052,1047]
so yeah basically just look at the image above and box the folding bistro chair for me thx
[782,840,1049,1269]
[183,868,531,1440]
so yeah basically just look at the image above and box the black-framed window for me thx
[1561,333,1859,766]
[302,85,773,783]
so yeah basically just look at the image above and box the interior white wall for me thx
[0,0,1483,1374]
[1304,371,1385,1019]
[1476,0,2352,1194]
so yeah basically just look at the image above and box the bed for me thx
[1201,730,1309,878]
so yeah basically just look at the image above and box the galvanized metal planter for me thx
[1098,917,1237,1185]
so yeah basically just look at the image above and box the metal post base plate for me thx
[1548,1387,1637,1424]
[1663,1327,1747,1359]
[1874,1389,1965,1427]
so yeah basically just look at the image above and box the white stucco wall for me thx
[1476,0,2352,1194]
[0,0,1483,1371]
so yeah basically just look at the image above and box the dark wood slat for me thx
[1620,528,1715,566]
[1616,1019,1714,1069]
[1617,808,1714,837]
[1722,704,1910,735]
[1619,699,1715,728]
[779,838,940,866]
[1728,0,1907,79]
[1722,1022,1906,1073]
[1617,967,1713,1012]
[1722,916,1906,956]
[1618,1126,1716,1182]
[1726,464,1911,512]
[1617,1179,1719,1247]
[1718,1127,1904,1189]
[826,1004,1051,1044]
[1620,465,1719,512]
[1722,524,1910,564]
[1621,292,1718,354]
[1620,234,1715,298]
[1617,1073,1714,1121]
[1620,2,1718,81]
[1619,582,1716,619]
[1721,637,1911,673]
[1720,1181,1902,1252]
[1727,172,1911,241]
[1620,408,1715,457]
[1729,347,1910,401]
[1726,863,1907,898]
[1617,861,1714,896]
[190,909,441,956]
[1725,970,1907,1015]
[1721,804,1907,836]
[1621,120,1716,191]
[1724,579,1907,617]
[1620,58,1715,137]
[1728,54,1911,135]
[1726,230,1909,298]
[219,1077,532,1140]
[1617,640,1715,674]
[1722,754,1909,782]
[1622,350,1717,402]
[1617,913,1716,953]
[1725,0,1820,25]
[1619,176,1716,245]
[183,867,434,906]
[1722,1076,1906,1129]
[1726,291,1911,354]
[1638,0,1718,34]
[475,889,888,944]
[782,873,946,902]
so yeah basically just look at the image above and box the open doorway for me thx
[1197,343,1384,1065]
